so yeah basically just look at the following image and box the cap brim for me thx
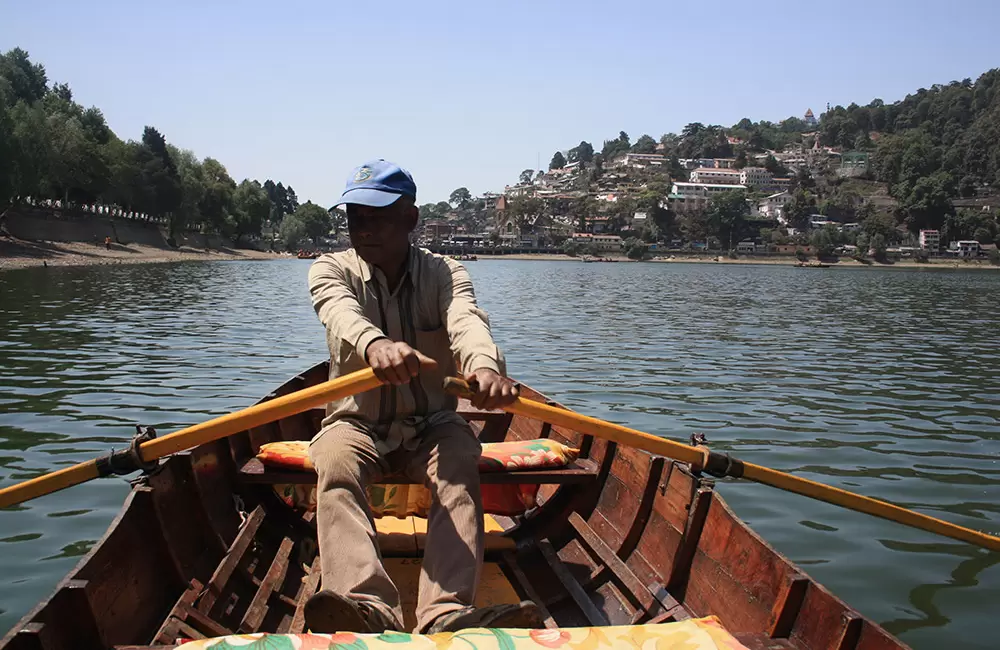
[331,188,404,208]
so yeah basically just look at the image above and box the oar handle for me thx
[0,368,385,510]
[444,376,1000,552]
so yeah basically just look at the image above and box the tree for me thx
[295,201,333,244]
[279,214,308,250]
[763,154,788,177]
[785,189,817,231]
[574,141,594,164]
[231,179,270,243]
[0,48,49,104]
[632,134,657,154]
[561,239,579,256]
[706,190,750,250]
[329,208,347,237]
[519,169,534,185]
[199,157,236,234]
[549,151,566,170]
[449,187,472,209]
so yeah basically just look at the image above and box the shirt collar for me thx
[356,245,416,291]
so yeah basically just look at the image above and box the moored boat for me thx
[0,361,910,650]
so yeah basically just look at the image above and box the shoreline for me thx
[0,237,283,272]
[3,240,997,272]
[472,253,1000,269]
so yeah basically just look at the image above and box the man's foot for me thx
[425,601,542,633]
[304,590,401,633]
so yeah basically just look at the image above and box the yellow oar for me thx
[445,378,1000,552]
[0,367,385,510]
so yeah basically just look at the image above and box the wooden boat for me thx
[0,361,909,650]
[297,250,321,259]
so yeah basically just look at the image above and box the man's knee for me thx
[309,426,377,486]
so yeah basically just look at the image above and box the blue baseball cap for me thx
[332,159,417,208]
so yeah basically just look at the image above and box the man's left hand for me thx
[466,368,519,411]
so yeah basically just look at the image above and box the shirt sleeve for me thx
[438,258,506,376]
[308,256,386,361]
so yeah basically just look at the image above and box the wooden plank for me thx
[3,623,44,650]
[767,574,809,638]
[835,615,864,650]
[618,457,666,560]
[479,412,514,443]
[174,603,235,638]
[666,486,712,596]
[536,540,608,626]
[239,458,600,485]
[197,506,266,615]
[647,583,691,622]
[288,557,323,634]
[568,512,661,620]
[239,536,294,632]
[153,581,201,644]
[499,552,557,629]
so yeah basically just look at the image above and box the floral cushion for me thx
[176,617,748,649]
[262,439,579,518]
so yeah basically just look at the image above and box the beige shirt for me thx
[307,246,505,454]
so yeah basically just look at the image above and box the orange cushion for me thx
[260,438,580,518]
[257,438,580,473]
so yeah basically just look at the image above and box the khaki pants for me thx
[308,419,484,632]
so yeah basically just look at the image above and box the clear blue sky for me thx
[2,0,998,206]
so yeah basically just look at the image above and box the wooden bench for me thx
[237,398,598,486]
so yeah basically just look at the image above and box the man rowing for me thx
[304,159,539,634]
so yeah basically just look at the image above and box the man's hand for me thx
[466,368,519,411]
[366,339,437,385]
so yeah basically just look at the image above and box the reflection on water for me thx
[1,259,998,648]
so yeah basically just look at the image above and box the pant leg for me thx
[402,417,484,632]
[308,422,404,627]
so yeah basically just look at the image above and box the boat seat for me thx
[237,456,600,485]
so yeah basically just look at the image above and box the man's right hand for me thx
[365,339,437,385]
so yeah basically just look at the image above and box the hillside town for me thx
[411,104,999,263]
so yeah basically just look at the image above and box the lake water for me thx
[0,259,998,648]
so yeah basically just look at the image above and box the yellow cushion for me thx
[176,617,748,649]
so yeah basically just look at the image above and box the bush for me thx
[990,249,1000,266]
[627,242,649,260]
[914,250,930,263]
[561,240,579,257]
[794,248,808,262]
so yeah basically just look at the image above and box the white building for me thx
[758,191,791,219]
[572,233,623,251]
[956,240,980,257]
[668,182,747,214]
[689,168,742,185]
[919,230,940,251]
[740,167,774,188]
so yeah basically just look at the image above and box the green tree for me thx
[0,48,48,104]
[279,213,308,250]
[168,147,205,240]
[231,179,270,243]
[561,239,579,256]
[449,187,472,209]
[706,190,750,250]
[519,169,534,184]
[199,157,236,233]
[295,201,333,244]
[632,134,657,154]
[549,151,566,169]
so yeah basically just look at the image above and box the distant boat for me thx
[297,250,321,259]
[795,261,830,268]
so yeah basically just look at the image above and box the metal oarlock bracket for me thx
[95,425,159,477]
[689,432,745,479]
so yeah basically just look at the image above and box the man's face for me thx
[346,198,417,268]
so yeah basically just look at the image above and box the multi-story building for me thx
[740,167,774,188]
[689,168,741,185]
[919,230,940,251]
[668,182,747,214]
[572,233,623,251]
